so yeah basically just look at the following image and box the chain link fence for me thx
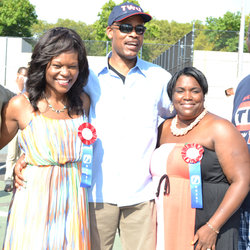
[152,28,242,75]
[153,31,194,75]
[83,40,171,63]
[0,29,242,86]
[16,37,172,62]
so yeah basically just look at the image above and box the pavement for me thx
[0,147,122,249]
[0,148,11,247]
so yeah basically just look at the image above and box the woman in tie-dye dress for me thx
[0,27,92,249]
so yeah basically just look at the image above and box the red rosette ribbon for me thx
[78,123,97,145]
[181,143,204,164]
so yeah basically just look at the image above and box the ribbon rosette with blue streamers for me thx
[78,123,97,188]
[181,143,204,208]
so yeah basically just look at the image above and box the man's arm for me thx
[0,85,15,105]
[0,85,15,136]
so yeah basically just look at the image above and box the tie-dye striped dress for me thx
[3,112,91,250]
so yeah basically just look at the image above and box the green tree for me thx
[205,12,241,51]
[0,0,37,36]
[55,19,102,56]
[143,20,201,61]
[31,20,55,39]
[31,19,95,40]
[143,20,171,61]
[194,30,215,51]
[93,0,116,41]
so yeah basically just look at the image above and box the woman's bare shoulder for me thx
[4,93,33,124]
[204,112,244,145]
[205,112,234,130]
[5,93,29,110]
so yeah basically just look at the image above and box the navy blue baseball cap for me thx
[108,2,152,26]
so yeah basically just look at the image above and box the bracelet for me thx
[206,222,219,234]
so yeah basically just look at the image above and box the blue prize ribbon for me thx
[80,145,93,188]
[189,162,203,208]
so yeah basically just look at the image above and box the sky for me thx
[29,0,250,25]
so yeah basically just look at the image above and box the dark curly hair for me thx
[26,27,89,116]
[167,66,208,101]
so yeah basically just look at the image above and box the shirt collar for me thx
[97,51,146,77]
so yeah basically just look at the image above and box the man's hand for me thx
[14,154,27,189]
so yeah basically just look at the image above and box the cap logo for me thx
[121,5,142,12]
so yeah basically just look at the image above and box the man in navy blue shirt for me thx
[232,22,250,250]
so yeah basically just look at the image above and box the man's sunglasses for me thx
[112,24,146,35]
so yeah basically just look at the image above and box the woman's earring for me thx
[169,103,174,114]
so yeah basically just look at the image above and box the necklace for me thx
[45,96,67,114]
[170,109,208,136]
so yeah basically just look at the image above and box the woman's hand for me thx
[191,223,218,250]
[14,154,27,189]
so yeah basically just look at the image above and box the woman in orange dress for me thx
[151,67,250,250]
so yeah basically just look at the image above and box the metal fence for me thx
[152,31,194,75]
[14,37,172,62]
[1,28,242,86]
[0,36,172,86]
[83,40,171,62]
[152,28,242,75]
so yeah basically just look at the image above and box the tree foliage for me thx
[0,0,37,36]
[93,0,116,41]
[2,0,249,59]
[31,19,95,41]
[204,11,242,52]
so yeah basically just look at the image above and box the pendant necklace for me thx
[45,96,67,114]
[170,109,208,136]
